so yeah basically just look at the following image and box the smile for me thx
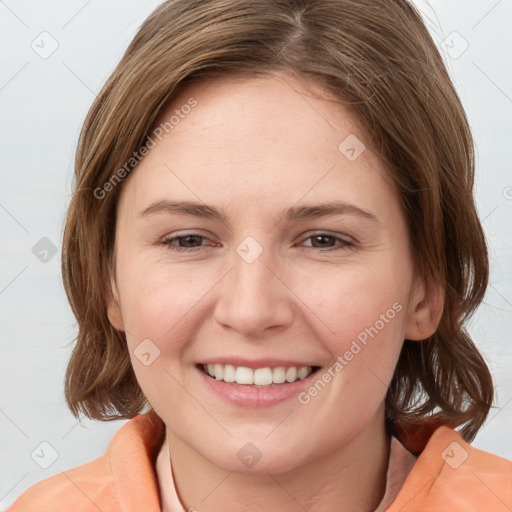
[196,358,323,407]
[201,363,317,386]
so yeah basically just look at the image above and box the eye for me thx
[299,232,355,252]
[160,233,212,252]
[159,231,355,253]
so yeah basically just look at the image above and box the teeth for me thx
[272,367,286,383]
[297,367,309,380]
[285,367,297,382]
[202,364,313,385]
[235,366,253,385]
[223,364,236,383]
[254,368,273,386]
[214,364,224,380]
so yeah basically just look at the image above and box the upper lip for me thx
[197,357,320,369]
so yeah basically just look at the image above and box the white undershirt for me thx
[155,430,417,512]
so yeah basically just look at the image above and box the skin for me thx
[107,72,442,512]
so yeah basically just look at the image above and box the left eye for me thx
[160,232,354,252]
[161,234,210,251]
[301,233,354,250]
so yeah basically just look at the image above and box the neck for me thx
[166,409,391,512]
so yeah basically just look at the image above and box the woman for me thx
[8,0,512,510]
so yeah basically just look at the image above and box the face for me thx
[107,73,434,474]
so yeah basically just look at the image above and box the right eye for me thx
[160,233,214,252]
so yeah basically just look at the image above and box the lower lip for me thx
[196,366,320,408]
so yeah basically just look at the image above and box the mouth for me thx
[197,363,321,388]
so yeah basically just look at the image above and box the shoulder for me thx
[389,425,512,511]
[7,410,165,512]
[7,452,117,512]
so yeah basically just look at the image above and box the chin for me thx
[203,436,315,475]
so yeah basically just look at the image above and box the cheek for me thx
[291,258,410,417]
[117,261,207,419]
[117,256,212,344]
[298,258,410,348]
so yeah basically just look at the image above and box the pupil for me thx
[181,235,199,247]
[314,235,331,247]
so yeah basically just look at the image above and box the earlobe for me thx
[404,276,444,341]
[106,276,125,332]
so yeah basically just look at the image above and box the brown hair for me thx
[62,0,493,442]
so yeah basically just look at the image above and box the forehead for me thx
[118,73,398,223]
[157,73,363,146]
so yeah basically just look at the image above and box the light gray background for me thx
[1,0,511,509]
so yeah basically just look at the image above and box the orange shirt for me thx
[8,409,512,511]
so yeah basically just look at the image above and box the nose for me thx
[213,243,294,339]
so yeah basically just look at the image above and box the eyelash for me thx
[160,232,355,253]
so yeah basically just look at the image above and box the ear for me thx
[106,274,125,332]
[404,274,444,341]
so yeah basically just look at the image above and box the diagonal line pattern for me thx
[0,62,29,92]
[61,61,97,97]
[0,203,29,233]
[0,472,30,503]
[472,61,512,105]
[0,0,29,28]
[489,283,512,308]
[265,409,295,438]
[60,471,105,511]
[0,408,29,438]
[61,0,93,29]
[61,420,83,440]
[482,395,512,429]
[0,266,29,296]
[471,470,510,510]
[368,367,388,392]
[471,0,504,30]
[266,473,309,512]
[481,205,499,224]
[395,470,442,511]
[199,471,232,503]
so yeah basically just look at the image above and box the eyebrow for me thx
[138,199,380,224]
